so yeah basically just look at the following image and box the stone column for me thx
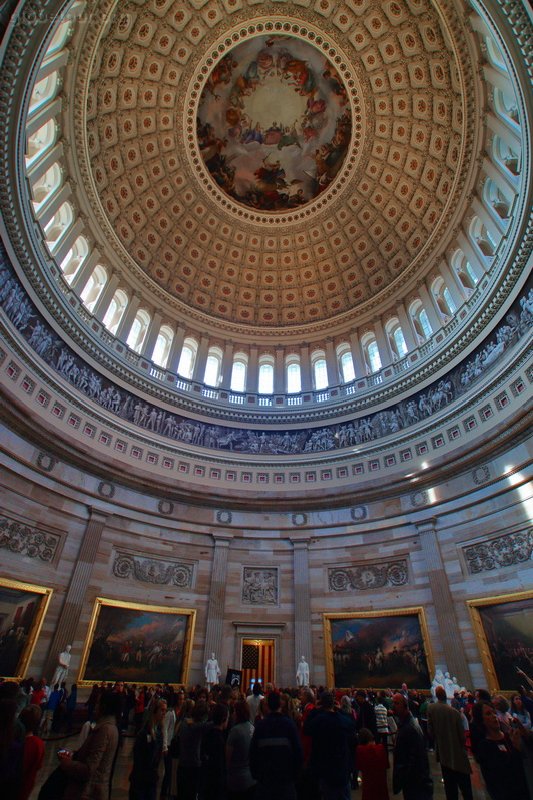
[141,310,163,361]
[220,341,234,390]
[373,319,391,368]
[291,539,313,680]
[115,292,141,341]
[203,536,232,677]
[43,509,109,679]
[93,272,120,323]
[166,326,186,374]
[191,335,209,382]
[416,519,471,686]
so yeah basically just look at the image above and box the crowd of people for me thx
[1,673,533,799]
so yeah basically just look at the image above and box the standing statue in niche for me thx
[51,644,72,687]
[296,655,310,687]
[205,652,221,689]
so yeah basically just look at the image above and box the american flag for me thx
[241,639,274,691]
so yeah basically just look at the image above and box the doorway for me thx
[241,638,275,690]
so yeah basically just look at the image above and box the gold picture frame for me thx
[467,589,533,692]
[78,597,196,686]
[0,576,53,680]
[324,607,434,689]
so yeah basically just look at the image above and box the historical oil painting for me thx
[468,591,533,691]
[324,608,433,689]
[78,598,196,685]
[197,35,352,211]
[0,577,52,679]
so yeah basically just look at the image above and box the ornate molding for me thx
[0,515,60,562]
[242,567,278,605]
[463,529,533,574]
[328,560,409,591]
[112,551,194,587]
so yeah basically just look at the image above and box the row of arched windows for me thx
[22,3,524,401]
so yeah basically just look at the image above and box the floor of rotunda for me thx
[29,729,492,800]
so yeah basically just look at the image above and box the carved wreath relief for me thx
[328,560,409,591]
[113,552,193,587]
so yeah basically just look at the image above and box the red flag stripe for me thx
[241,640,274,691]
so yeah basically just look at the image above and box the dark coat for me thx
[393,714,433,799]
[303,707,357,787]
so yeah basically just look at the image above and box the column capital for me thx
[211,534,233,547]
[290,537,311,549]
[416,517,438,536]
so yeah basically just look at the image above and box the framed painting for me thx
[468,590,533,692]
[78,598,196,686]
[0,577,53,680]
[324,607,433,689]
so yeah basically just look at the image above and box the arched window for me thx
[126,309,151,353]
[204,347,223,387]
[177,338,197,379]
[493,87,519,127]
[46,19,73,56]
[43,201,73,250]
[152,325,174,368]
[484,32,507,73]
[230,353,248,393]
[102,289,128,335]
[312,351,328,390]
[60,235,89,283]
[29,72,59,115]
[484,178,512,222]
[338,348,355,383]
[470,217,497,258]
[451,252,478,294]
[286,356,301,394]
[409,300,433,343]
[80,264,108,313]
[361,334,382,374]
[493,136,520,177]
[31,162,62,210]
[386,319,408,360]
[26,119,57,164]
[258,359,274,394]
[432,278,456,319]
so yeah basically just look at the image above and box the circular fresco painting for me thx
[196,35,352,212]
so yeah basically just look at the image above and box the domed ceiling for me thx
[81,0,469,327]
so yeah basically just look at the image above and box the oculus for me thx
[197,35,352,212]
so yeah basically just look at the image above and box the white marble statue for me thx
[51,644,72,687]
[205,652,221,688]
[431,667,447,700]
[296,655,310,687]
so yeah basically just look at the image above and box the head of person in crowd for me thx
[340,695,352,715]
[192,699,208,722]
[252,681,263,697]
[435,685,447,702]
[267,691,281,713]
[20,704,41,735]
[492,694,510,713]
[392,692,410,721]
[355,689,367,705]
[96,689,124,722]
[233,700,251,725]
[472,700,501,739]
[318,690,335,711]
[475,688,492,702]
[358,727,375,745]
[212,703,229,729]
